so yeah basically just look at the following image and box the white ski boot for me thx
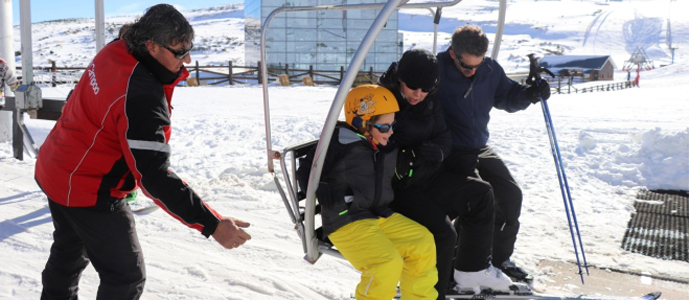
[453,264,523,295]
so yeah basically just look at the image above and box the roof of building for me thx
[539,55,617,71]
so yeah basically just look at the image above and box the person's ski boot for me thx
[496,259,534,283]
[453,264,516,295]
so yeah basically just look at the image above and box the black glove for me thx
[526,81,551,103]
[395,148,418,179]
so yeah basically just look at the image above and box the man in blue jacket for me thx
[436,25,551,292]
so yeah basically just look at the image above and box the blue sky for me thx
[12,0,241,24]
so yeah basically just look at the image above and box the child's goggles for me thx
[372,120,396,133]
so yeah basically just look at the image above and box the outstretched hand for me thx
[212,216,251,250]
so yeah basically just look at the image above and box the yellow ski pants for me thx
[328,213,438,300]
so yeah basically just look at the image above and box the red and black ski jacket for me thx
[35,40,221,237]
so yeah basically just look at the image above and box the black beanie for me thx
[397,49,439,89]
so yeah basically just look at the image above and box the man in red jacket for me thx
[35,5,250,299]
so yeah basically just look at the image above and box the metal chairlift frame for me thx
[261,0,507,264]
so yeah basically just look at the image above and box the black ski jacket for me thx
[379,67,451,191]
[297,123,397,237]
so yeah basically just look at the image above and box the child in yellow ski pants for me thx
[329,212,438,300]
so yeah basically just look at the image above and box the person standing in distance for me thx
[35,4,251,300]
[0,51,19,110]
[435,24,551,290]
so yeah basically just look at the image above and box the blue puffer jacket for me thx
[436,48,532,152]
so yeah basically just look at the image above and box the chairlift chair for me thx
[261,0,507,264]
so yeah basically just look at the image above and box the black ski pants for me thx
[41,198,145,300]
[427,170,495,272]
[390,187,456,300]
[476,146,523,266]
[442,145,523,268]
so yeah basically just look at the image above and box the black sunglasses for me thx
[403,81,434,93]
[160,42,193,59]
[372,120,397,133]
[455,54,484,70]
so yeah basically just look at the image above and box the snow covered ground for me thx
[1,0,688,299]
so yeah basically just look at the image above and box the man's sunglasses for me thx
[455,53,484,70]
[372,120,397,133]
[403,81,434,93]
[160,42,194,59]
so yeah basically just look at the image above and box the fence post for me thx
[51,61,57,87]
[195,61,200,85]
[285,63,289,77]
[369,67,374,84]
[257,61,262,84]
[12,110,23,160]
[228,61,234,85]
[309,65,314,80]
[340,66,345,84]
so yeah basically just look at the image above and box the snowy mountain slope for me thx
[12,1,688,72]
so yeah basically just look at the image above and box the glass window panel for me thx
[266,41,286,51]
[346,19,374,29]
[318,10,345,19]
[296,52,317,63]
[268,53,287,65]
[317,41,346,53]
[267,16,286,28]
[319,42,346,54]
[346,29,368,42]
[287,0,313,6]
[374,42,398,53]
[287,18,317,29]
[376,53,398,64]
[286,11,316,18]
[317,18,345,30]
[287,41,318,53]
[318,29,347,41]
[287,28,316,41]
[263,0,286,6]
[267,28,287,42]
[377,29,397,42]
[317,53,347,64]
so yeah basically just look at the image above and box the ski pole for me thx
[526,54,589,283]
[541,95,589,278]
[540,95,589,283]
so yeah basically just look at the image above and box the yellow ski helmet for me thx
[344,85,399,130]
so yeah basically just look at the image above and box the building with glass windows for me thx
[245,0,401,74]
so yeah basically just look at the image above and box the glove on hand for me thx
[395,148,417,179]
[526,81,551,103]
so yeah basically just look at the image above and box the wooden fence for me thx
[553,79,638,94]
[17,61,385,87]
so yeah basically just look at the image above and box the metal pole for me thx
[491,0,506,59]
[19,0,33,84]
[0,0,16,141]
[95,0,106,52]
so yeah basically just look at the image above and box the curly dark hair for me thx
[451,25,489,59]
[123,4,194,56]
